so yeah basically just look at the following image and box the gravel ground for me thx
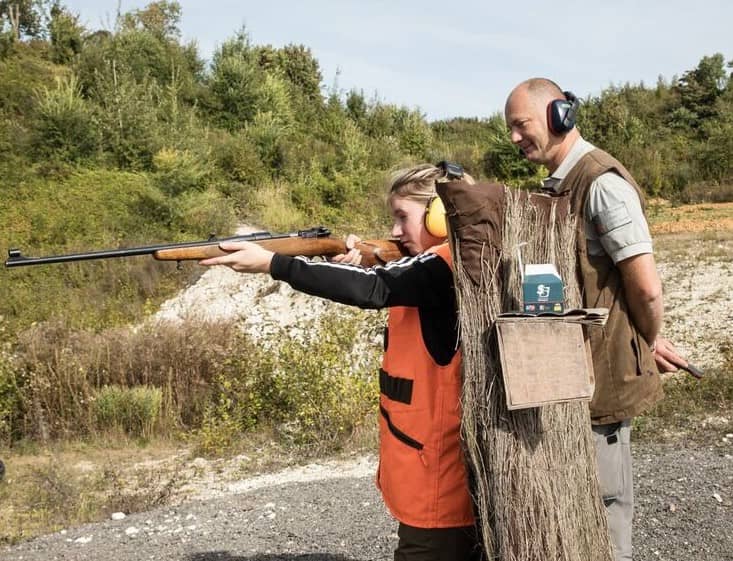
[2,441,731,561]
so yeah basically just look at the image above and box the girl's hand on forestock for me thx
[330,234,363,266]
[199,241,274,274]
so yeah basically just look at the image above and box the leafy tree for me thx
[481,115,539,185]
[120,0,182,40]
[0,0,44,39]
[673,53,728,129]
[206,28,264,129]
[48,2,83,64]
[91,60,161,169]
[75,2,203,104]
[255,43,323,105]
[345,89,367,123]
[393,107,432,156]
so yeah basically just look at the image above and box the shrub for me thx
[190,312,382,456]
[152,147,207,196]
[93,384,162,438]
[172,187,237,237]
[91,61,162,169]
[245,110,290,171]
[31,74,100,162]
[265,313,381,452]
[207,30,264,129]
[8,320,240,440]
[394,108,433,157]
[678,180,733,204]
[208,129,268,186]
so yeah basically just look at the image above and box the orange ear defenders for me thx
[547,90,579,135]
[424,161,464,238]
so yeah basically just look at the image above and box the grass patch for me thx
[0,439,185,545]
[634,344,733,442]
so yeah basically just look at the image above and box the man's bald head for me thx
[506,78,565,111]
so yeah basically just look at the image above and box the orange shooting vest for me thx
[376,243,474,528]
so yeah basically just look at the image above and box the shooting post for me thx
[4,227,408,269]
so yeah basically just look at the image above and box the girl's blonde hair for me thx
[388,163,475,203]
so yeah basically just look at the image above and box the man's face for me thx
[504,88,554,166]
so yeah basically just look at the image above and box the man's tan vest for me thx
[561,149,663,424]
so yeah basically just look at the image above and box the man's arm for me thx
[616,252,663,348]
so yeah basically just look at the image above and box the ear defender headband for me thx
[424,161,464,238]
[547,90,579,135]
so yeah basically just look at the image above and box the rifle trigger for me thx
[176,260,182,271]
[208,233,217,241]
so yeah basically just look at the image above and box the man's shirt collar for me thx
[541,137,595,193]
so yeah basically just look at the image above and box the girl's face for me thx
[389,195,444,255]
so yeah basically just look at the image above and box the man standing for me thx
[504,78,681,561]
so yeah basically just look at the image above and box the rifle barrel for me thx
[5,227,332,268]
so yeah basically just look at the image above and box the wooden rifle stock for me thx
[5,227,408,269]
[153,238,407,267]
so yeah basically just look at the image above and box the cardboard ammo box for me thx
[522,263,564,314]
[495,309,608,410]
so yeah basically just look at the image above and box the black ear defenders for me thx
[547,90,579,135]
[435,160,464,181]
[424,161,464,238]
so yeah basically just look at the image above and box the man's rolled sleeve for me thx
[586,173,653,264]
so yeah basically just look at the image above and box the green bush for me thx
[246,110,289,171]
[207,30,265,129]
[93,384,162,438]
[266,313,381,451]
[90,61,162,169]
[190,312,381,455]
[172,187,237,236]
[208,129,268,187]
[152,147,207,196]
[31,75,100,162]
[394,108,433,157]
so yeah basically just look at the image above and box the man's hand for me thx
[329,234,363,266]
[653,336,704,378]
[653,336,683,372]
[199,241,274,273]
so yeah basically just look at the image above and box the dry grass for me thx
[648,201,733,235]
[0,438,186,545]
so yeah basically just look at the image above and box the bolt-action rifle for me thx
[4,227,408,269]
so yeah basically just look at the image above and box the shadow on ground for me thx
[187,553,364,561]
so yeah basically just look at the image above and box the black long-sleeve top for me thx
[270,252,459,365]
